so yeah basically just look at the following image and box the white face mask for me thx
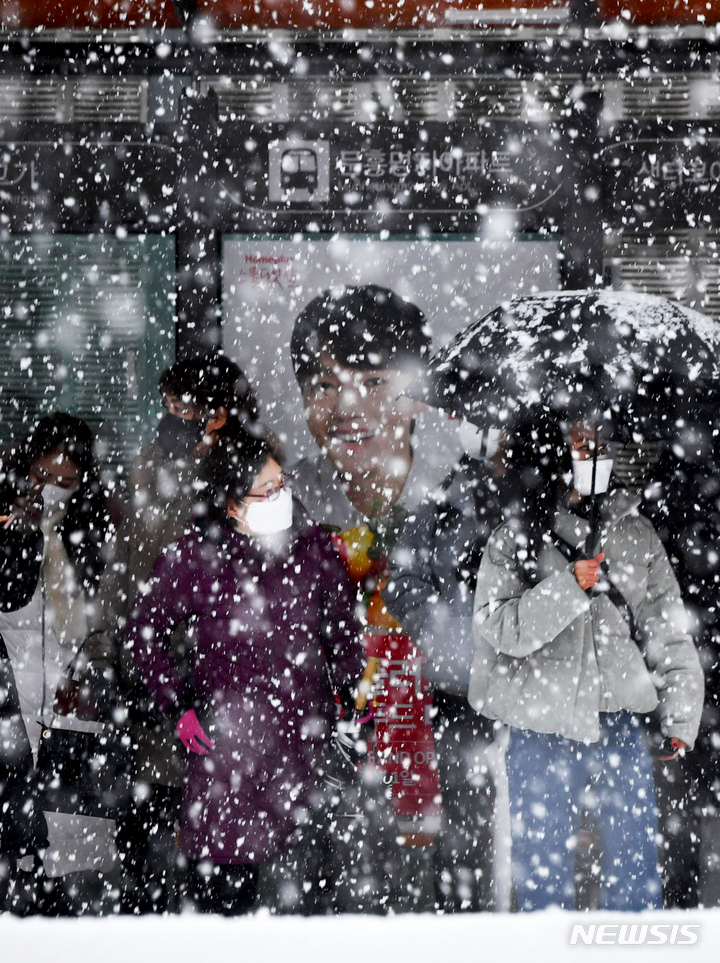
[244,486,293,535]
[42,483,74,515]
[571,453,614,497]
[457,422,502,461]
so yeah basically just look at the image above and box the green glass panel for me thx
[0,234,175,478]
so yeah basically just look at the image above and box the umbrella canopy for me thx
[421,290,720,438]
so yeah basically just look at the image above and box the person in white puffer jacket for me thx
[470,415,704,912]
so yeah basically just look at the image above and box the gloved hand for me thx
[657,737,687,762]
[176,709,214,755]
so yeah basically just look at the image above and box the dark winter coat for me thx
[0,524,47,857]
[632,454,720,803]
[0,470,111,601]
[125,509,365,865]
[385,459,503,696]
[93,440,206,788]
[0,521,42,614]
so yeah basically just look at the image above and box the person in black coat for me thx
[0,487,47,908]
[385,431,506,912]
[0,413,117,915]
[615,435,720,907]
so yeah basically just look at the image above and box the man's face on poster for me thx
[302,350,421,487]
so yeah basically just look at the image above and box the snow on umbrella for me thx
[415,289,720,554]
[419,290,720,440]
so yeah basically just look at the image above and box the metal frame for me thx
[0,28,717,356]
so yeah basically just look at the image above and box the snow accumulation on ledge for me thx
[1,909,719,963]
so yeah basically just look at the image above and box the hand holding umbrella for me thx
[574,553,605,591]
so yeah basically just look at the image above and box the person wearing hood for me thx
[0,412,115,914]
[384,425,506,911]
[124,423,365,915]
[92,350,261,913]
[470,415,704,911]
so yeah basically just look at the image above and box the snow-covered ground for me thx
[2,909,719,963]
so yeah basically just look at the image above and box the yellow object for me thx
[338,525,375,582]
[367,588,402,630]
[355,656,380,712]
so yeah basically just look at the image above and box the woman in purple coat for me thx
[125,423,365,914]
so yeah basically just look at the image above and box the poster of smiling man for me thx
[223,233,559,906]
[223,234,558,464]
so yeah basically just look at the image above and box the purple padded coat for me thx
[125,512,364,865]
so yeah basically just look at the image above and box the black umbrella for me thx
[418,290,720,552]
[421,290,720,439]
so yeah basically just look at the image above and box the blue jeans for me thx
[505,712,662,911]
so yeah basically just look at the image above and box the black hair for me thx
[7,412,95,481]
[291,285,432,387]
[499,412,572,583]
[159,350,259,421]
[200,418,273,526]
[0,412,112,596]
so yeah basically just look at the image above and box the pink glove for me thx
[176,709,214,755]
[657,737,687,761]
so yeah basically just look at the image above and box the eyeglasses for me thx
[244,474,291,502]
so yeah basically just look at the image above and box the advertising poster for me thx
[223,234,559,463]
[223,234,559,848]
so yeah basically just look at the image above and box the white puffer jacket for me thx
[470,490,704,746]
